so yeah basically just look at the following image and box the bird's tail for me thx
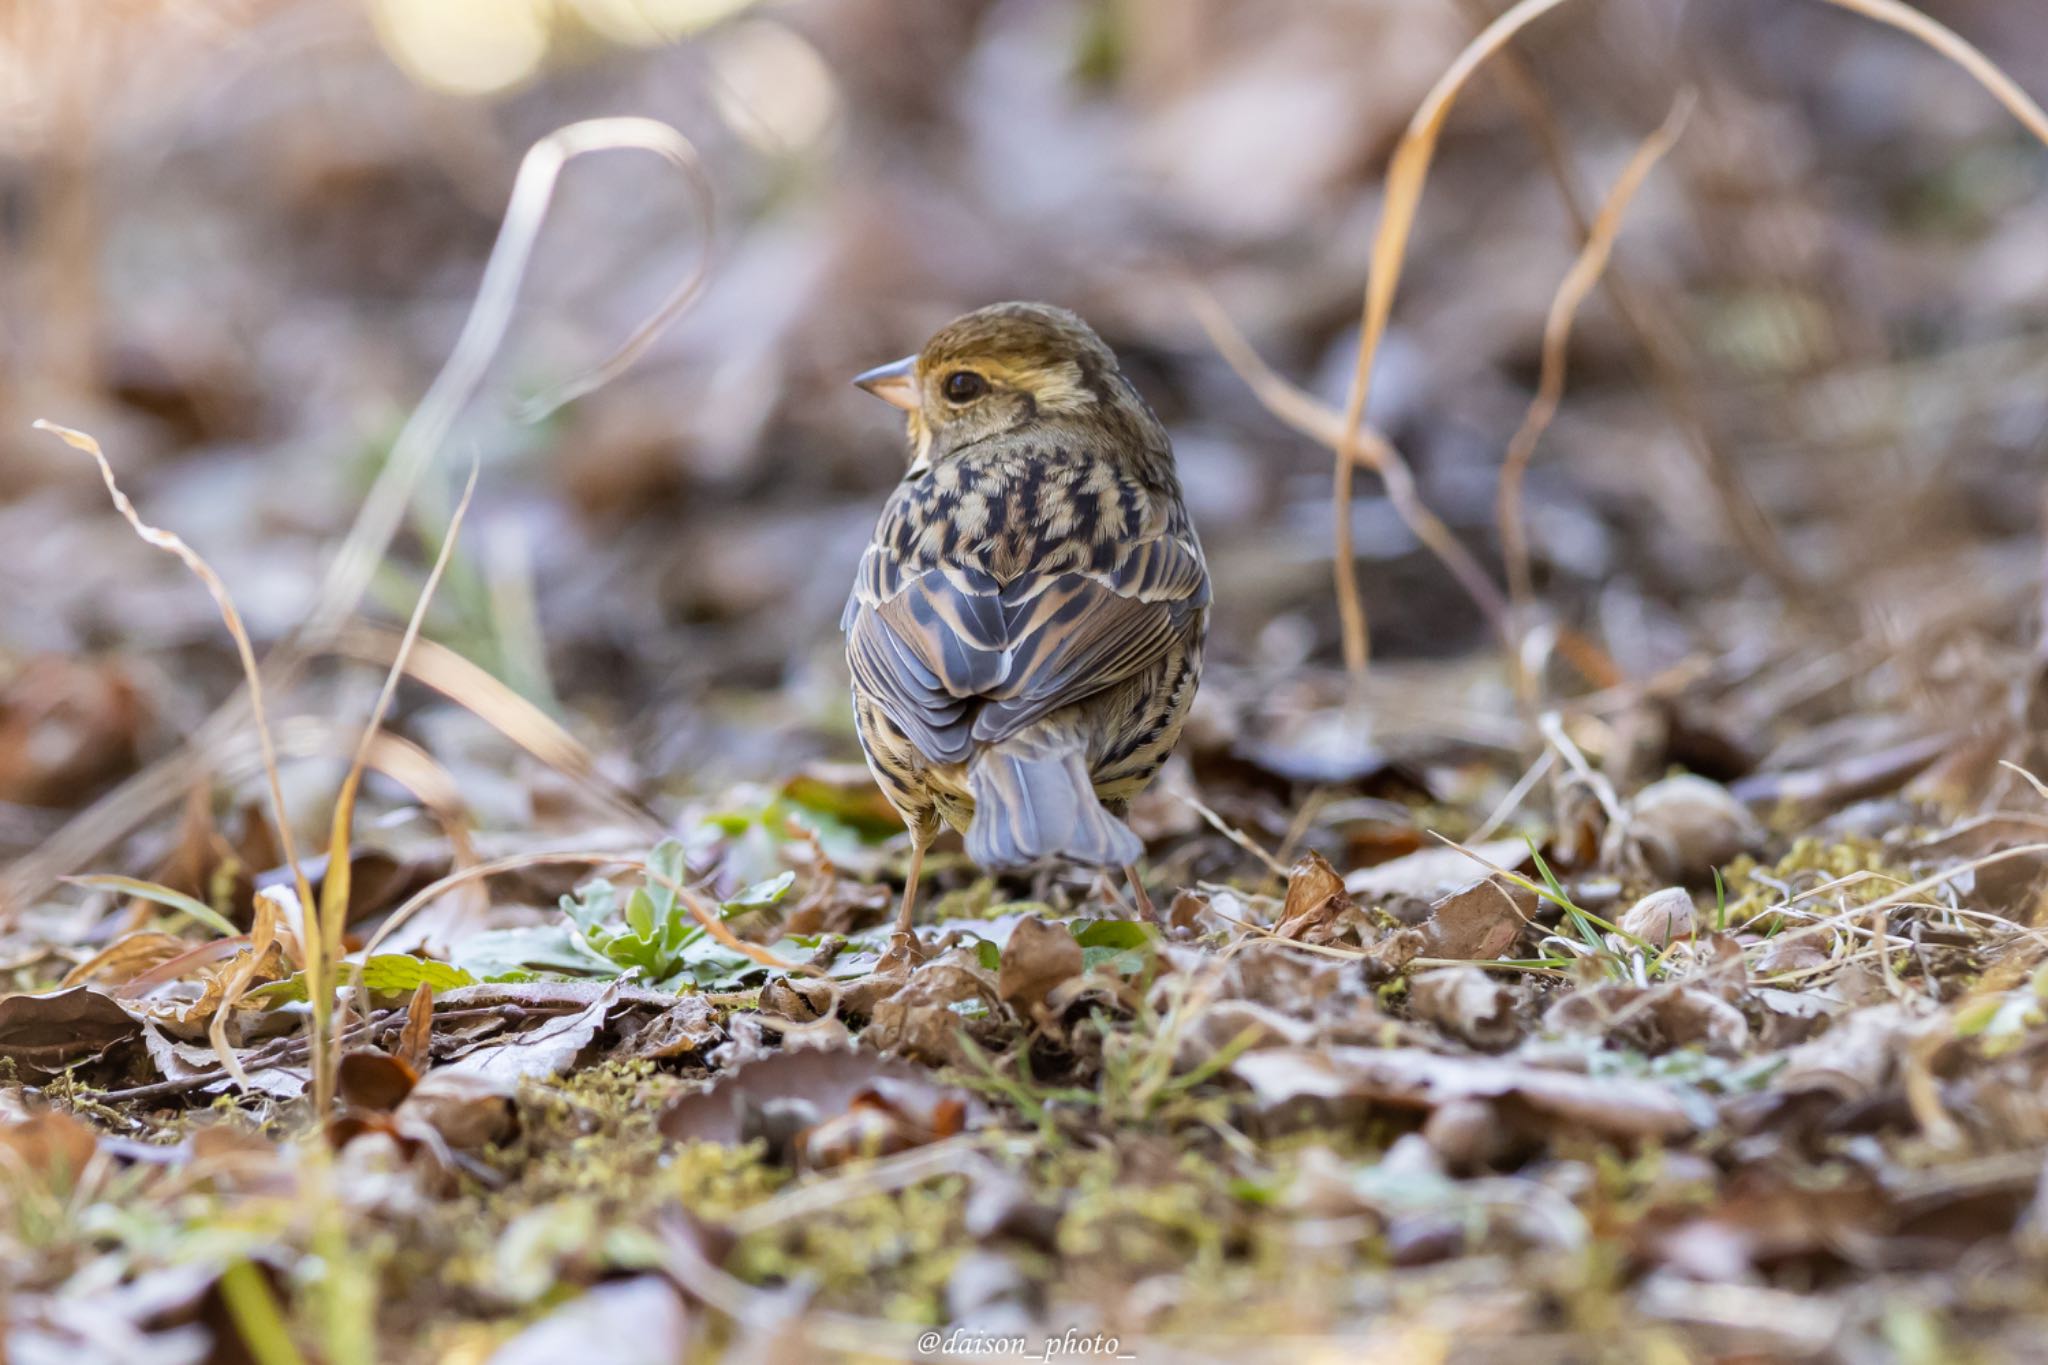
[965,734,1142,870]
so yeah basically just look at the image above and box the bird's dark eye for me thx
[942,370,988,404]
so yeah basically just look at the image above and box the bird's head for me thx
[854,302,1138,473]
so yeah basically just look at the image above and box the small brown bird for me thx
[844,302,1209,933]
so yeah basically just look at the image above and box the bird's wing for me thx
[845,558,1006,763]
[846,522,1208,761]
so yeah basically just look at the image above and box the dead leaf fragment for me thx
[1545,984,1749,1057]
[1418,879,1529,961]
[1346,839,1531,902]
[60,932,193,990]
[440,982,623,1082]
[617,994,725,1060]
[996,916,1082,1018]
[658,1046,977,1168]
[338,1049,419,1112]
[0,986,140,1075]
[1232,1045,1700,1140]
[399,1070,519,1150]
[1409,966,1520,1049]
[1620,887,1696,946]
[397,984,434,1073]
[1274,852,1354,940]
[1611,775,1763,883]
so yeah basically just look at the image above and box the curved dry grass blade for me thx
[0,121,700,917]
[1331,0,2048,679]
[1331,0,1580,680]
[1188,287,1509,652]
[316,457,479,1114]
[208,885,290,1092]
[35,421,316,920]
[330,624,658,834]
[511,123,715,423]
[1819,0,2048,146]
[1498,93,1693,648]
[1174,785,1288,879]
[307,117,714,643]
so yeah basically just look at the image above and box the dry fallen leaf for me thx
[338,1049,420,1112]
[1610,775,1764,883]
[0,986,140,1075]
[1409,965,1521,1049]
[0,1110,101,1185]
[659,1046,977,1168]
[439,981,625,1083]
[1619,887,1696,946]
[616,994,726,1061]
[1545,983,1750,1057]
[1417,879,1530,961]
[1232,1045,1701,1140]
[397,1069,520,1150]
[1346,839,1532,902]
[996,915,1082,1019]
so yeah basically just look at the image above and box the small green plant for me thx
[559,838,794,989]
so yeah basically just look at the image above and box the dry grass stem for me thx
[1189,286,1509,652]
[1498,93,1693,657]
[0,118,700,913]
[33,421,316,924]
[1331,0,1579,681]
[309,117,713,642]
[315,457,479,1113]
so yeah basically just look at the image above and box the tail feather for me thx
[966,745,1142,869]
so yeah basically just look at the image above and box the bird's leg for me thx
[1124,864,1159,924]
[895,836,928,938]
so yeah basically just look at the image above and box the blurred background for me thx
[2,0,2046,890]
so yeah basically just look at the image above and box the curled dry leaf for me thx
[1752,934,1831,980]
[1610,775,1764,884]
[1619,887,1696,946]
[1409,966,1521,1049]
[1544,984,1750,1057]
[996,915,1083,1019]
[397,984,435,1073]
[1361,927,1425,982]
[1273,851,1357,941]
[1418,879,1530,961]
[1232,1045,1701,1141]
[862,954,1011,1067]
[60,932,193,990]
[398,1070,520,1150]
[1774,1002,1937,1102]
[0,986,140,1075]
[616,994,726,1061]
[1346,839,1532,902]
[658,1046,977,1169]
[338,1049,420,1112]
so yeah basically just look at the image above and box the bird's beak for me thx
[853,355,920,412]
